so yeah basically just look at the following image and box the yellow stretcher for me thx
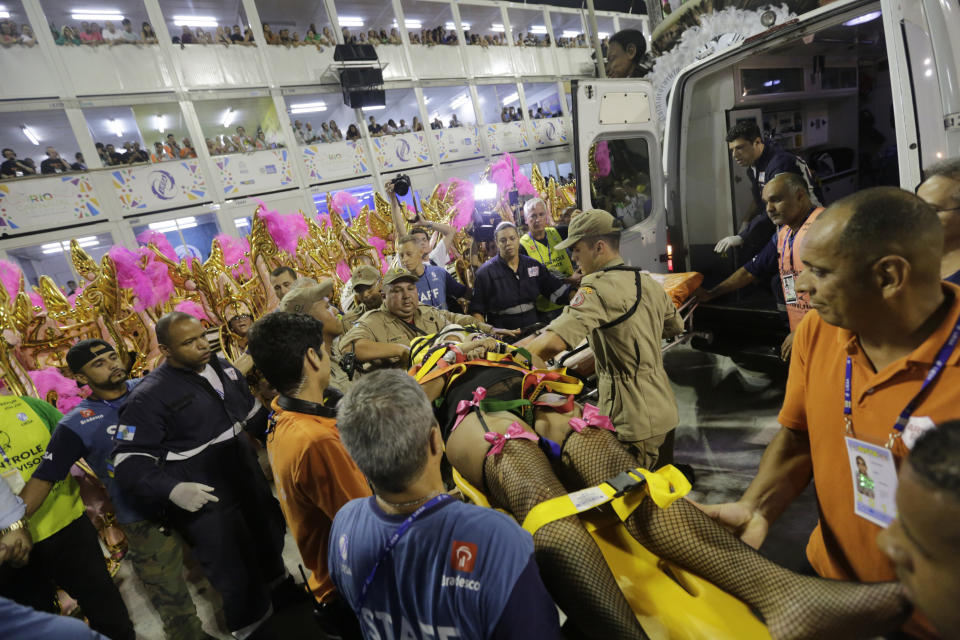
[452,465,771,640]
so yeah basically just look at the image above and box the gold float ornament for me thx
[0,280,36,397]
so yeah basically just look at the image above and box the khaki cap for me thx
[382,266,419,286]
[554,209,622,250]
[351,264,382,288]
[279,278,334,314]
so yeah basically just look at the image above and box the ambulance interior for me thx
[676,7,894,368]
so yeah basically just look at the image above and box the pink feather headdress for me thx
[437,177,476,230]
[214,234,253,279]
[489,153,536,198]
[174,299,211,322]
[29,367,89,414]
[332,190,361,219]
[594,140,612,177]
[255,200,308,255]
[109,246,175,311]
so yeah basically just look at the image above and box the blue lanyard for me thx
[779,228,797,276]
[357,493,452,608]
[844,314,960,446]
[527,233,553,267]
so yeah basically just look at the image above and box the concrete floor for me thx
[107,344,818,638]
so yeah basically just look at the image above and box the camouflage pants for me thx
[124,519,209,639]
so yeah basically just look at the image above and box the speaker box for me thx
[339,67,383,89]
[343,89,385,109]
[333,44,378,62]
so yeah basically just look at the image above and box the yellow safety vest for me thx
[0,396,84,542]
[519,228,573,312]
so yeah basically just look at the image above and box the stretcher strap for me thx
[520,465,692,536]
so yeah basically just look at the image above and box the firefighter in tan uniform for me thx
[341,267,518,370]
[528,210,684,468]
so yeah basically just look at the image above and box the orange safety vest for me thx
[777,206,824,331]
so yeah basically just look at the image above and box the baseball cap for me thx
[554,209,622,250]
[66,339,116,374]
[382,266,419,286]
[279,278,334,314]
[351,264,382,288]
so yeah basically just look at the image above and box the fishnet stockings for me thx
[484,440,648,640]
[561,428,910,640]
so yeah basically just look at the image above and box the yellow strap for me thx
[521,465,691,535]
[414,348,449,381]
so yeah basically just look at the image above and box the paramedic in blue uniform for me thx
[20,339,212,640]
[469,221,571,331]
[113,311,290,640]
[716,120,823,259]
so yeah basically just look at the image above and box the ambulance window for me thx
[590,137,652,228]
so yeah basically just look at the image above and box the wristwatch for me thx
[0,518,27,537]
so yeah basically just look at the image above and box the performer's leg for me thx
[446,410,647,640]
[554,419,909,640]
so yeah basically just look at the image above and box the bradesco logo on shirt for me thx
[441,540,482,591]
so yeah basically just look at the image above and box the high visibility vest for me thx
[777,206,824,331]
[519,228,573,312]
[0,396,83,542]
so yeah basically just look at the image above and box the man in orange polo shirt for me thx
[703,187,959,638]
[247,311,371,638]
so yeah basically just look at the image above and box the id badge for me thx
[844,437,898,528]
[902,416,936,451]
[781,274,798,304]
[1,467,25,495]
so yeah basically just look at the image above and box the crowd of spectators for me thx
[290,112,471,145]
[0,20,37,46]
[0,146,86,178]
[43,19,161,46]
[500,105,562,122]
[205,126,283,156]
[174,24,255,46]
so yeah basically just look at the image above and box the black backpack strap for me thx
[596,266,643,331]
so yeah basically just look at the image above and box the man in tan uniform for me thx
[341,267,517,370]
[528,210,683,468]
[340,264,383,332]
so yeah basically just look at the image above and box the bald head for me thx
[762,172,812,228]
[156,311,197,347]
[766,172,810,199]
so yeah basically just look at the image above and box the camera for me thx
[390,173,411,197]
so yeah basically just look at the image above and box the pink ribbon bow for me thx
[568,404,616,434]
[484,422,539,457]
[450,387,487,433]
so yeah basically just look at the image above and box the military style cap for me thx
[351,264,382,288]
[279,278,334,314]
[555,209,622,250]
[382,266,419,285]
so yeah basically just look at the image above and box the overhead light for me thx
[474,182,497,200]
[109,118,123,138]
[234,218,250,228]
[924,58,931,65]
[842,11,881,27]
[173,15,218,28]
[71,9,123,21]
[290,101,327,114]
[338,16,364,28]
[423,97,430,104]
[597,31,609,39]
[925,68,933,77]
[155,115,166,133]
[530,25,548,34]
[762,79,781,87]
[562,30,581,38]
[20,125,39,146]
[361,105,386,111]
[450,94,469,110]
[392,19,421,29]
[503,92,519,105]
[222,108,235,128]
[490,23,505,33]
[0,7,9,19]
[149,216,197,232]
[445,21,470,30]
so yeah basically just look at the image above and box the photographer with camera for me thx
[387,175,458,268]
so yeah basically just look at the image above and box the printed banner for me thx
[486,122,529,154]
[216,149,295,196]
[371,132,431,171]
[434,126,483,162]
[112,159,208,213]
[302,141,369,183]
[533,117,570,147]
[0,174,101,232]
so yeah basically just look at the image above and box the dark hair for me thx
[494,221,517,239]
[726,120,762,144]
[1,148,12,155]
[608,29,646,62]
[831,186,942,265]
[409,226,430,239]
[582,233,621,251]
[908,420,960,499]
[270,265,297,279]
[247,311,325,396]
[155,311,198,347]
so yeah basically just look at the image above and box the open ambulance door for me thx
[571,79,669,273]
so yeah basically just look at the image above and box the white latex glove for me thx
[169,482,219,512]
[714,235,744,254]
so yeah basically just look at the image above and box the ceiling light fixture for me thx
[361,105,386,111]
[445,21,470,31]
[109,118,123,138]
[0,6,9,19]
[20,125,39,146]
[562,30,581,38]
[530,25,548,34]
[222,108,235,128]
[597,31,609,39]
[155,115,166,133]
[234,218,250,228]
[173,15,218,28]
[338,16,364,28]
[71,8,123,21]
[842,11,881,27]
[502,92,519,105]
[450,94,469,110]
[392,19,421,29]
[490,23,505,33]
[290,101,328,114]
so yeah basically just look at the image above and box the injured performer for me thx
[336,319,909,640]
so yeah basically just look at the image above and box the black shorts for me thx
[435,366,525,441]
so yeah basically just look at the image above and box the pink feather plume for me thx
[28,367,90,414]
[0,259,22,302]
[109,246,174,311]
[136,229,179,264]
[215,234,253,279]
[255,200,307,255]
[594,140,612,177]
[174,299,210,322]
[336,260,352,284]
[28,291,45,310]
[331,191,361,219]
[437,177,475,230]
[489,153,536,198]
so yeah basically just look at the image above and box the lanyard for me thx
[527,233,553,267]
[779,228,797,275]
[843,314,960,446]
[357,493,452,608]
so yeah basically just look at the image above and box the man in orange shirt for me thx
[247,311,370,638]
[703,187,959,638]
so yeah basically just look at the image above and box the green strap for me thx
[479,398,532,416]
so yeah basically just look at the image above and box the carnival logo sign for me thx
[28,193,54,203]
[149,170,177,200]
[544,122,558,141]
[395,138,412,162]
